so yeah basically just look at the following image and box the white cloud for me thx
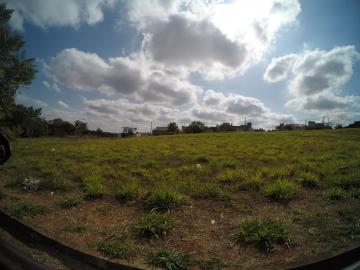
[268,46,360,113]
[125,0,301,80]
[263,54,297,83]
[58,100,70,109]
[6,0,117,31]
[48,48,200,106]
[42,80,61,93]
[16,94,48,107]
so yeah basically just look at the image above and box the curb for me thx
[0,210,144,270]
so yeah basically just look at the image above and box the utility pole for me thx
[150,121,153,133]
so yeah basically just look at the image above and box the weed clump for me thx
[233,218,293,252]
[134,211,174,238]
[60,194,82,209]
[297,171,320,188]
[67,222,87,233]
[146,248,192,270]
[323,188,346,201]
[3,202,48,218]
[263,179,299,201]
[83,173,106,199]
[96,238,138,261]
[145,188,186,211]
[114,181,141,203]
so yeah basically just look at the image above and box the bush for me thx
[197,258,224,270]
[114,181,141,203]
[323,188,346,201]
[83,173,106,199]
[233,218,293,252]
[146,248,193,270]
[297,171,320,188]
[351,188,360,200]
[3,202,48,218]
[96,239,138,261]
[145,188,186,211]
[135,211,175,238]
[263,180,299,201]
[194,155,209,164]
[60,195,82,209]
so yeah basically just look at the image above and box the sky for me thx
[4,0,360,132]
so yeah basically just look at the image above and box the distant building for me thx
[152,126,169,135]
[306,121,330,130]
[121,127,137,137]
[233,122,253,131]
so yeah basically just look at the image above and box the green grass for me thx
[134,211,175,238]
[96,238,138,261]
[263,179,299,201]
[67,222,87,233]
[3,202,48,218]
[145,187,186,211]
[60,194,82,209]
[1,129,360,268]
[83,172,107,199]
[233,218,293,252]
[297,171,320,188]
[146,248,193,270]
[323,188,346,201]
[114,180,141,203]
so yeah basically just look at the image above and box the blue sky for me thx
[5,0,360,131]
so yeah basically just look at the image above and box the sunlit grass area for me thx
[1,128,360,269]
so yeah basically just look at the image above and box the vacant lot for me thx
[1,129,360,269]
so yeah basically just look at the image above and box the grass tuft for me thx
[60,194,82,209]
[145,187,186,211]
[114,181,141,203]
[263,179,299,201]
[3,202,48,218]
[233,218,293,252]
[96,238,138,261]
[323,188,346,201]
[146,248,193,270]
[83,173,107,199]
[297,171,320,188]
[134,211,175,238]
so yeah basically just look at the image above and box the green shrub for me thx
[323,188,346,201]
[145,188,186,211]
[5,176,24,188]
[83,173,106,199]
[263,179,299,201]
[3,202,48,218]
[60,194,82,209]
[217,169,245,184]
[297,171,320,188]
[146,248,193,270]
[96,239,138,261]
[135,211,175,238]
[233,218,293,252]
[115,181,141,203]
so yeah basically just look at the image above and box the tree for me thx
[6,104,47,137]
[167,122,179,133]
[185,121,207,133]
[0,4,36,118]
[74,120,88,136]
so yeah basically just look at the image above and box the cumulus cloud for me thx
[58,100,70,109]
[48,48,200,106]
[263,54,297,83]
[125,0,301,80]
[266,46,360,113]
[42,80,61,93]
[6,0,117,31]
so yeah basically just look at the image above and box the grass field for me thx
[1,129,360,269]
